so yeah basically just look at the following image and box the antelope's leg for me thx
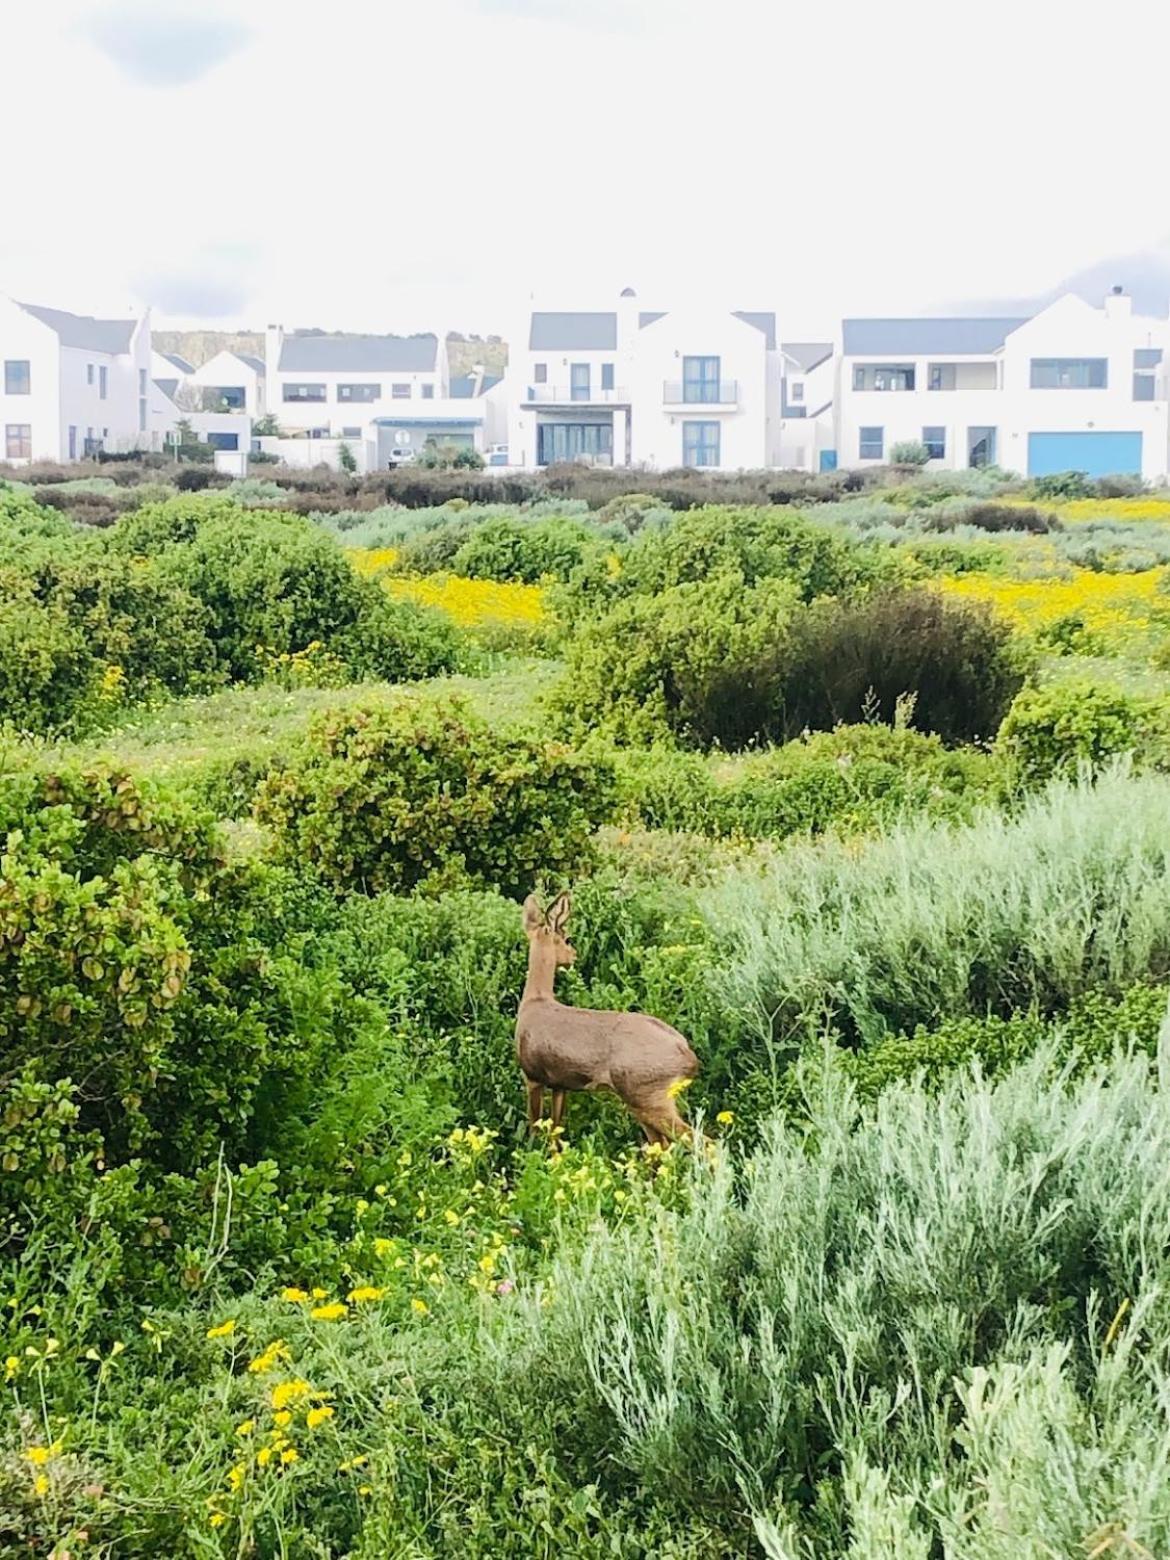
[551,1090,566,1132]
[525,1079,544,1134]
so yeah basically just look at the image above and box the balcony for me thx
[663,381,739,406]
[526,384,629,405]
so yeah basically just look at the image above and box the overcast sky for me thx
[5,0,1168,339]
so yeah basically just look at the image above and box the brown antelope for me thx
[516,892,699,1145]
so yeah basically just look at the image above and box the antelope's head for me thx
[522,891,576,968]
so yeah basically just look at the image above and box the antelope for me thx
[516,892,700,1145]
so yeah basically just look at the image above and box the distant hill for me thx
[941,243,1170,319]
[152,329,509,376]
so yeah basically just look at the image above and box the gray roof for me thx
[159,351,195,374]
[154,377,179,399]
[732,311,777,349]
[529,312,617,351]
[842,317,1031,356]
[783,341,833,373]
[450,373,503,398]
[278,332,439,372]
[21,302,136,353]
[637,309,776,347]
[236,353,266,374]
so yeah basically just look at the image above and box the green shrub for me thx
[254,695,617,896]
[0,591,95,733]
[776,586,1030,744]
[1032,470,1093,499]
[452,516,605,584]
[552,573,799,747]
[890,440,931,466]
[996,681,1170,787]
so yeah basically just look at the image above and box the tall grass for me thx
[704,764,1170,1051]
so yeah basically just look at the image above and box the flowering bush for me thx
[937,567,1168,658]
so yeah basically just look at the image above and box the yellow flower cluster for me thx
[208,1366,335,1530]
[381,572,546,628]
[346,546,400,576]
[1041,497,1170,524]
[937,567,1168,654]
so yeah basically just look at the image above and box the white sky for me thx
[4,0,1169,340]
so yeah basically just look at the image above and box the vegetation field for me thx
[3,455,1170,1556]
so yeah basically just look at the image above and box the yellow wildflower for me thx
[281,1447,298,1465]
[306,1406,335,1429]
[280,1287,310,1303]
[206,1319,236,1339]
[26,1446,53,1467]
[374,1238,394,1258]
[716,1110,735,1126]
[4,1356,19,1380]
[273,1410,293,1428]
[271,1379,312,1410]
[443,1209,460,1226]
[247,1340,291,1374]
[209,1512,226,1528]
[358,1484,373,1496]
[227,1464,246,1493]
[346,1286,386,1303]
[256,1446,273,1468]
[311,1302,348,1322]
[34,1474,50,1497]
[235,1419,256,1437]
[311,1287,329,1300]
[410,1298,429,1316]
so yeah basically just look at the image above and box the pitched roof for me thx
[638,311,667,329]
[236,353,266,374]
[529,312,617,351]
[842,317,1031,356]
[732,311,777,349]
[783,341,833,373]
[20,302,136,353]
[154,377,179,400]
[158,351,195,374]
[449,373,504,398]
[278,332,439,372]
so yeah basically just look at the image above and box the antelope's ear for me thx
[547,891,572,934]
[522,894,544,934]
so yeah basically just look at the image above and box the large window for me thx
[683,420,720,467]
[5,424,31,459]
[1030,358,1107,389]
[215,386,246,409]
[537,422,612,465]
[601,363,615,391]
[1134,374,1156,402]
[99,365,108,399]
[570,364,591,401]
[928,363,956,391]
[853,364,915,391]
[207,432,239,451]
[4,360,30,395]
[283,383,327,402]
[858,426,884,459]
[683,356,720,403]
[922,426,946,460]
[533,363,547,383]
[392,384,411,399]
[1135,348,1163,369]
[338,383,381,401]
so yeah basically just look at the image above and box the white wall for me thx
[192,350,266,416]
[0,297,60,461]
[256,435,375,474]
[631,310,770,470]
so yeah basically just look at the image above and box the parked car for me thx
[485,443,509,467]
[386,445,416,467]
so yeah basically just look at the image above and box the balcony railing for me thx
[525,385,629,404]
[663,381,739,405]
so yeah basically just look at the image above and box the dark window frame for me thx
[859,425,884,460]
[5,423,32,459]
[682,419,720,467]
[683,356,721,403]
[922,425,946,460]
[282,383,327,402]
[337,383,382,402]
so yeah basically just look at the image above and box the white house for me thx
[263,325,500,469]
[0,296,156,463]
[778,341,834,472]
[504,290,783,470]
[150,348,194,403]
[191,349,267,416]
[832,288,1170,480]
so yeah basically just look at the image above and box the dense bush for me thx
[775,586,1029,743]
[1032,470,1093,500]
[996,680,1170,786]
[254,696,618,896]
[0,590,95,732]
[452,516,607,583]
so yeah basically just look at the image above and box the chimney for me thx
[1104,285,1132,320]
[265,322,283,378]
[617,285,638,358]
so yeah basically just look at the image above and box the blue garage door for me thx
[1027,431,1142,478]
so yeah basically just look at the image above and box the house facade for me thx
[190,349,267,415]
[0,296,155,463]
[832,289,1170,480]
[504,291,783,470]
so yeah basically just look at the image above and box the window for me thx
[928,363,957,391]
[4,360,30,394]
[99,366,108,399]
[337,383,381,401]
[533,363,547,383]
[858,426,884,460]
[212,386,246,410]
[790,381,804,402]
[138,368,146,395]
[86,364,94,385]
[967,426,996,468]
[283,383,327,401]
[421,384,434,399]
[5,424,31,458]
[536,422,612,465]
[206,432,239,451]
[570,364,591,401]
[139,397,147,432]
[392,384,411,399]
[1134,374,1156,402]
[68,426,77,459]
[1135,348,1163,369]
[922,426,946,460]
[683,356,720,403]
[853,364,915,391]
[341,426,362,437]
[601,363,615,391]
[683,420,720,467]
[1030,358,1107,389]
